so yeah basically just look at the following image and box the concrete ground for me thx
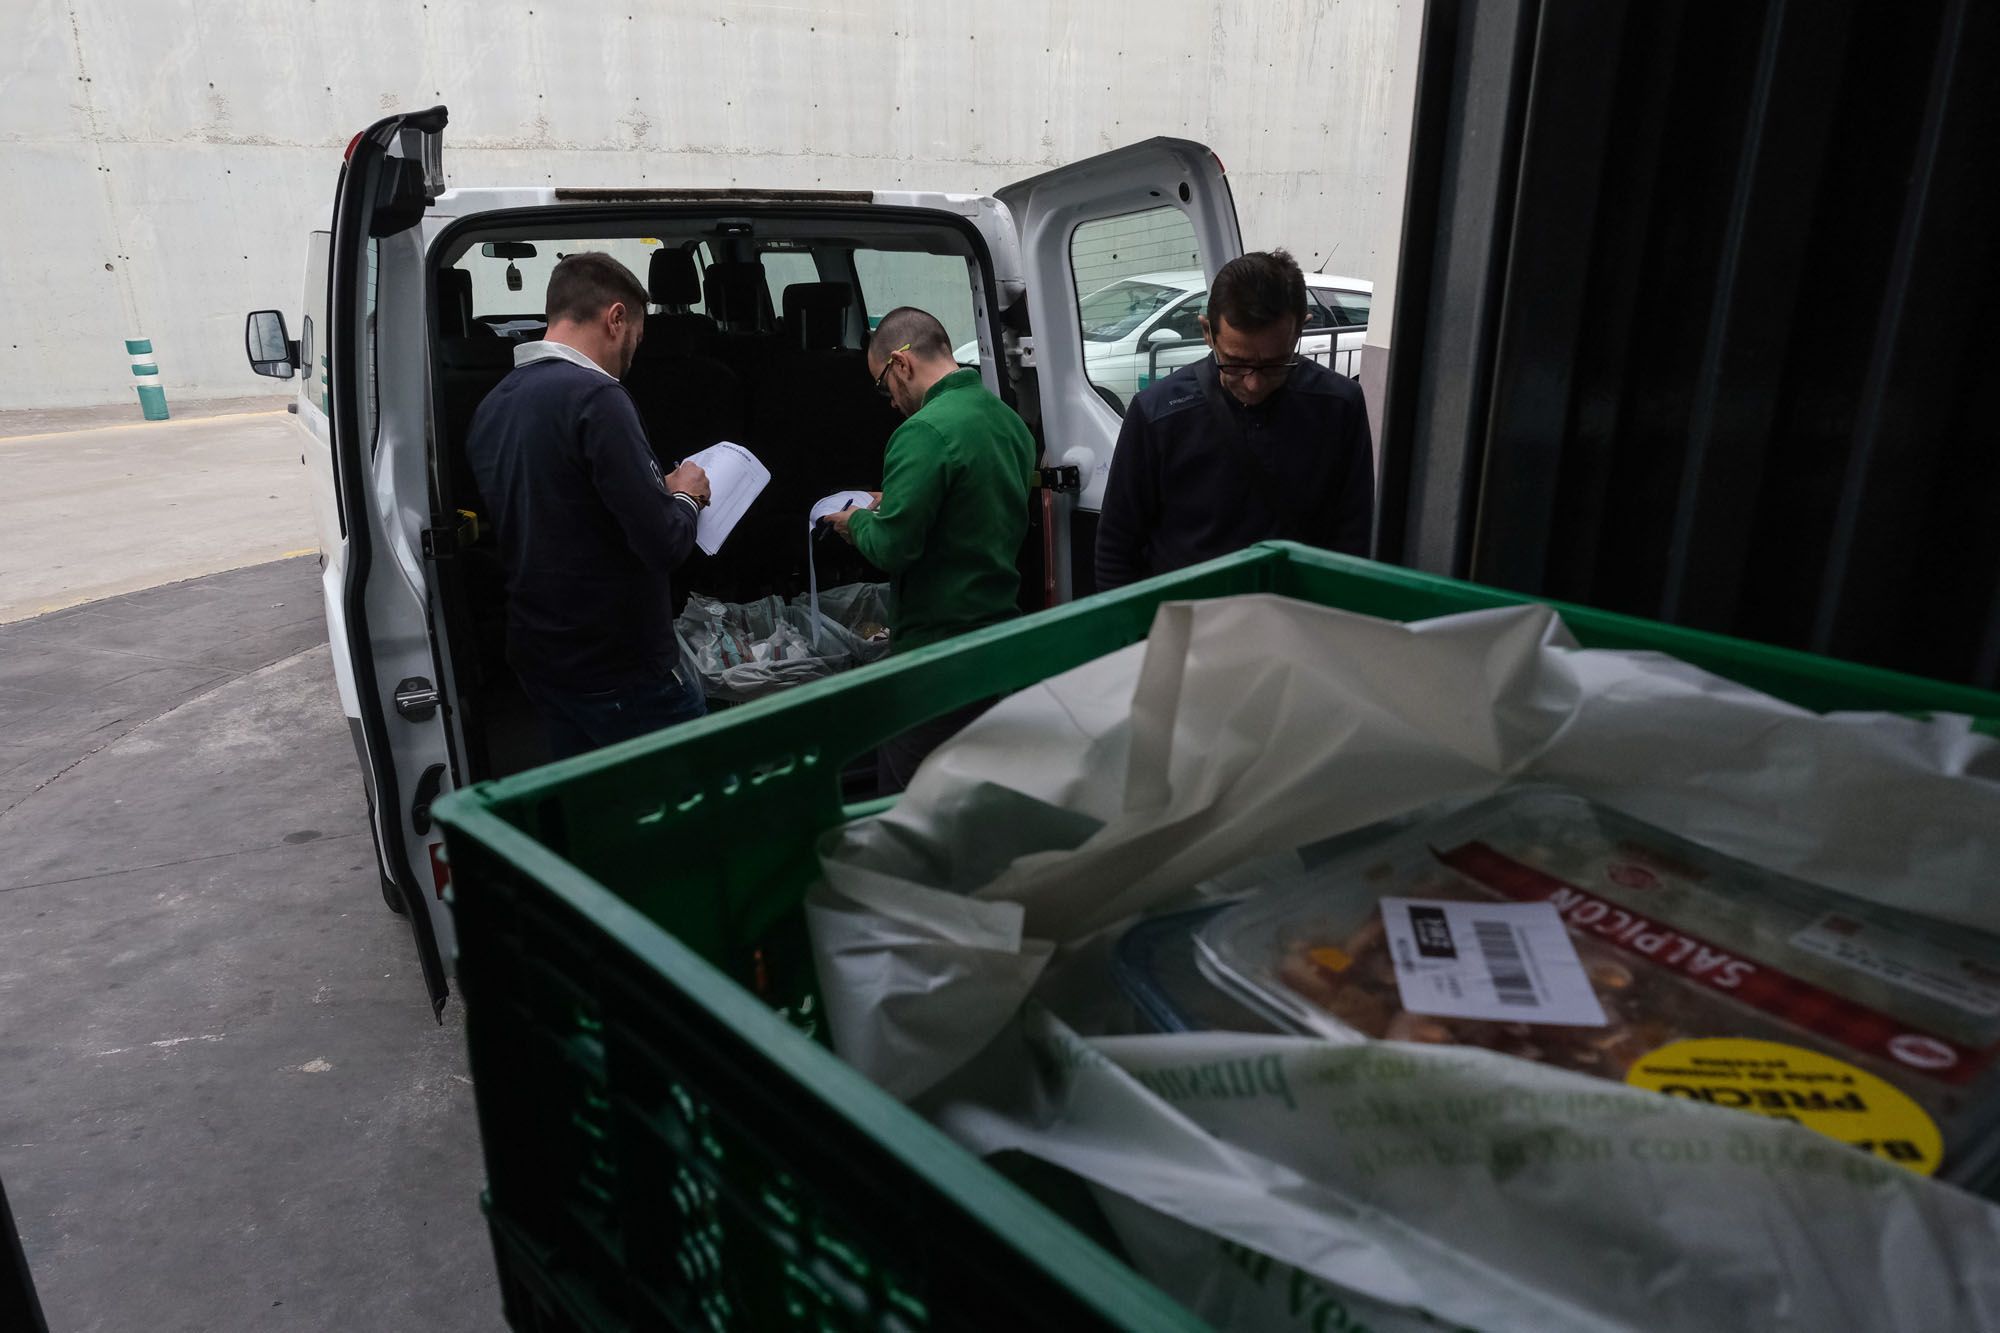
[0,398,312,623]
[0,558,500,1331]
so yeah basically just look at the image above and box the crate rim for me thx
[462,544,2000,815]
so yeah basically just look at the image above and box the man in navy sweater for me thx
[1094,250,1374,591]
[467,252,711,759]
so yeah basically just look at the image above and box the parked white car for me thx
[955,269,1371,411]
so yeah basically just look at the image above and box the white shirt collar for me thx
[514,338,616,380]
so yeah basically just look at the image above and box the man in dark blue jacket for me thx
[1094,249,1374,591]
[467,252,711,759]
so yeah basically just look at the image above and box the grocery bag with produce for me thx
[675,582,891,702]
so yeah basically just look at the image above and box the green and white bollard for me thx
[126,338,169,420]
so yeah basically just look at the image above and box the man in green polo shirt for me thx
[829,305,1036,787]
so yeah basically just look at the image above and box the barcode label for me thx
[1379,898,1608,1027]
[1473,920,1537,1006]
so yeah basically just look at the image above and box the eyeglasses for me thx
[873,344,912,397]
[1214,354,1301,382]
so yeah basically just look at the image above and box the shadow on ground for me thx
[0,558,499,1332]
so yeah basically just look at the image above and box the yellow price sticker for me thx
[1626,1037,1943,1176]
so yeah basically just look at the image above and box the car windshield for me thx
[1078,280,1185,342]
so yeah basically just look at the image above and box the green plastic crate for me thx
[434,543,2000,1332]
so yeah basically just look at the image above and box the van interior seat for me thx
[623,256,748,606]
[781,281,855,351]
[438,335,518,516]
[436,325,519,677]
[742,281,900,593]
[438,268,475,338]
[702,261,769,332]
[626,244,747,467]
[621,337,744,480]
[644,247,718,357]
[435,264,514,514]
[625,343,749,609]
[700,260,782,384]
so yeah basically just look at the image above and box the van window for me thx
[690,242,714,315]
[761,249,821,310]
[453,239,659,330]
[1069,206,1204,412]
[852,251,978,352]
[1079,280,1183,342]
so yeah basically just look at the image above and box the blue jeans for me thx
[518,660,707,761]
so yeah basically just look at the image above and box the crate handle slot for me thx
[750,754,798,785]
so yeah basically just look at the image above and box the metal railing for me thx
[1302,342,1365,378]
[1127,334,1367,409]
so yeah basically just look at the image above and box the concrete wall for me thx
[1,0,1405,410]
[1072,207,1205,295]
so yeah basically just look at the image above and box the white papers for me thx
[811,490,875,530]
[807,490,878,650]
[683,441,770,556]
[1378,897,1607,1026]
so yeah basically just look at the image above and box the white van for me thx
[243,107,1245,1012]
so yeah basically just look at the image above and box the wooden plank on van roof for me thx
[553,187,874,203]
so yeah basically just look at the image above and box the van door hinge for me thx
[1006,334,1036,371]
[394,677,441,722]
[1033,465,1082,494]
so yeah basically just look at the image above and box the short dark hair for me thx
[869,306,953,362]
[1208,249,1308,333]
[545,252,648,325]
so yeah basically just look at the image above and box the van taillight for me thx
[428,841,451,901]
[344,131,364,162]
[1212,151,1227,175]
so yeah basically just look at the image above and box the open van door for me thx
[998,140,1243,593]
[326,107,456,1015]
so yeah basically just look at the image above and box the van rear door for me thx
[997,140,1243,589]
[293,231,371,750]
[326,108,457,1015]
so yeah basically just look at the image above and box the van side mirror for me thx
[1142,327,1183,347]
[245,310,297,379]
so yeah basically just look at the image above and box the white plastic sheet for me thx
[804,594,2000,1331]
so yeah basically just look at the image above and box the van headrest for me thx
[638,310,718,360]
[703,262,767,331]
[437,268,474,337]
[648,248,702,307]
[782,282,853,351]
